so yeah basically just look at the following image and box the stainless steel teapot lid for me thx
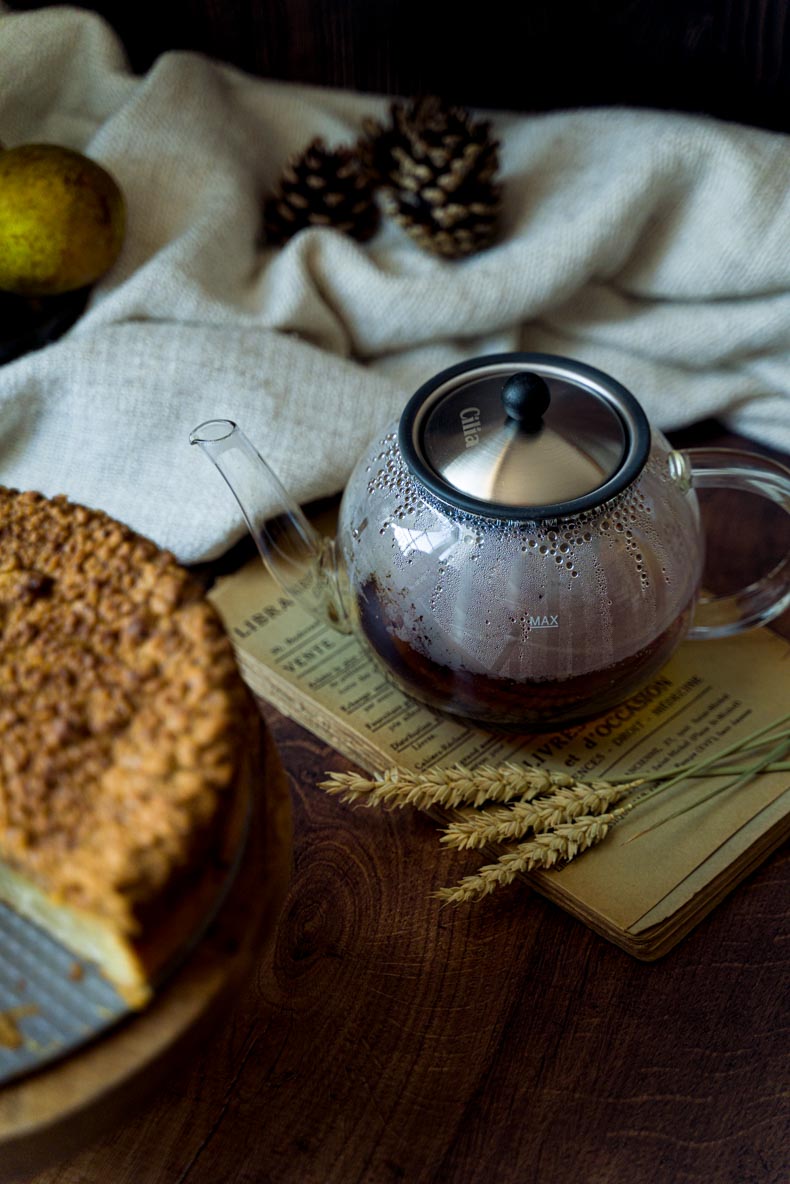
[398,353,651,520]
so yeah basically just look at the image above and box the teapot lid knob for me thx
[501,372,551,427]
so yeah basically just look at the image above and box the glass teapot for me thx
[191,353,790,729]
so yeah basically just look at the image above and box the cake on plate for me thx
[0,487,255,1007]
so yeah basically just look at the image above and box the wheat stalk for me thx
[320,762,587,811]
[320,723,789,815]
[435,809,633,904]
[626,732,790,843]
[440,779,643,849]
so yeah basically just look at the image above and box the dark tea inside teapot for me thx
[355,574,696,728]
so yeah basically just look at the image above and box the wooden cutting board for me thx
[0,719,292,1181]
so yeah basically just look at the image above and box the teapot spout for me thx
[189,420,352,633]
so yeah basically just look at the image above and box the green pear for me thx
[0,144,125,296]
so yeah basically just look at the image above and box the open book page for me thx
[211,554,790,948]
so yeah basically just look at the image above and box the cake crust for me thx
[0,487,254,1001]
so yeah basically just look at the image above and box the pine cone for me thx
[359,96,501,259]
[263,138,380,245]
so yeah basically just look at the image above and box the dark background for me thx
[8,0,790,131]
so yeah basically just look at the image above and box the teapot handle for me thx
[671,448,790,639]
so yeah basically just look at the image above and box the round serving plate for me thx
[0,718,292,1180]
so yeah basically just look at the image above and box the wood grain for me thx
[7,0,790,131]
[14,422,789,1183]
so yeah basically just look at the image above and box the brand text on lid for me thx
[460,407,481,448]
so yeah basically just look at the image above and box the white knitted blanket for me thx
[1,5,788,561]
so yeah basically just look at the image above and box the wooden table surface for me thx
[16,421,790,1184]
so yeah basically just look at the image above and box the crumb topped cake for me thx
[0,487,254,1006]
